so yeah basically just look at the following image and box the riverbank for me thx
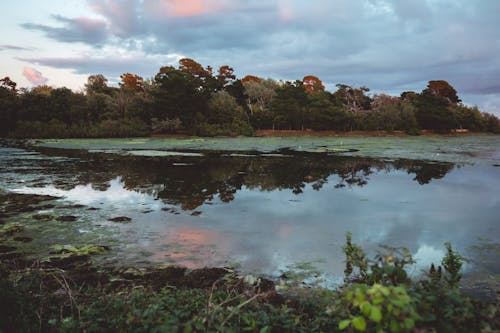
[1,228,498,333]
[254,129,483,137]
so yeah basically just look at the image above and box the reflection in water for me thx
[28,147,456,210]
[0,146,498,286]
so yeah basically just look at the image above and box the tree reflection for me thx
[35,147,455,210]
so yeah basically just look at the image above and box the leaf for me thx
[404,318,415,329]
[338,319,351,330]
[352,316,367,331]
[390,319,400,333]
[360,302,372,316]
[369,305,382,323]
[258,325,269,333]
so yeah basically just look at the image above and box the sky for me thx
[1,0,500,116]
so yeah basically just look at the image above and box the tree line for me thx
[1,58,499,138]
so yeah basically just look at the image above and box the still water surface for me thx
[1,136,499,287]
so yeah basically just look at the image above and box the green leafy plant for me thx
[343,232,368,282]
[342,233,414,286]
[339,283,418,332]
[441,241,463,288]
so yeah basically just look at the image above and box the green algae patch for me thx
[35,135,500,164]
[126,150,204,157]
[0,223,24,237]
[48,244,110,258]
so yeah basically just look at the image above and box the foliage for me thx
[339,284,417,332]
[1,60,499,138]
[151,117,182,134]
[342,232,368,281]
[342,233,414,286]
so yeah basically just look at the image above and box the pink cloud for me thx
[144,0,229,18]
[22,67,48,85]
[278,0,295,23]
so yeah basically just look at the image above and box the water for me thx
[1,136,499,288]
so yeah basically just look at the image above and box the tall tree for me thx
[241,75,262,84]
[0,77,17,92]
[333,84,371,112]
[302,75,325,94]
[85,74,112,95]
[427,80,460,104]
[416,89,456,131]
[0,78,18,135]
[179,58,212,79]
[119,73,144,93]
[153,66,210,127]
[216,65,236,88]
[270,81,308,130]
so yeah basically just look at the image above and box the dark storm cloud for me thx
[21,14,109,45]
[20,0,500,113]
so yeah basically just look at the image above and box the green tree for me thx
[85,74,113,95]
[152,66,210,129]
[427,80,460,104]
[416,89,456,131]
[270,81,308,130]
[0,82,18,136]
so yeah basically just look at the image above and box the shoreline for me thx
[126,129,491,139]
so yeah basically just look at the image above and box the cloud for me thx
[22,67,48,85]
[89,0,142,37]
[22,14,108,45]
[20,47,182,82]
[143,0,231,18]
[17,0,500,115]
[0,44,33,51]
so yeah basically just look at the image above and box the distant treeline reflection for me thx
[36,148,455,210]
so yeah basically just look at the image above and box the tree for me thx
[427,80,460,104]
[415,89,456,131]
[179,58,212,79]
[453,105,483,131]
[153,66,211,128]
[86,93,114,122]
[302,75,325,94]
[31,85,53,96]
[216,65,236,88]
[307,91,349,130]
[370,94,418,132]
[244,79,278,115]
[0,79,18,136]
[49,87,74,123]
[270,81,308,130]
[208,91,239,124]
[241,75,262,84]
[85,75,112,95]
[119,73,144,93]
[334,84,371,113]
[0,77,17,93]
